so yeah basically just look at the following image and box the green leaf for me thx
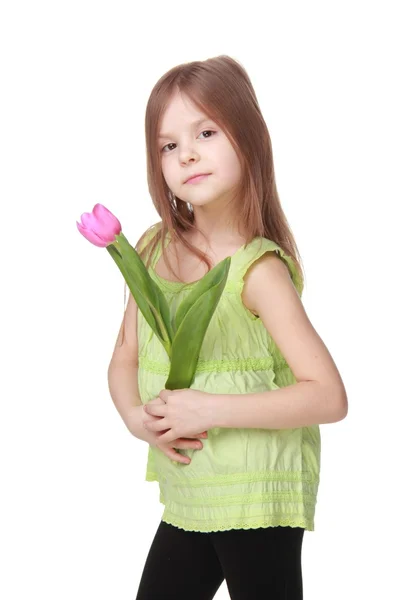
[115,232,174,347]
[107,243,172,356]
[165,257,231,389]
[172,257,231,335]
[115,233,157,304]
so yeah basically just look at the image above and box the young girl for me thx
[108,55,348,600]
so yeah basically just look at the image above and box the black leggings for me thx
[135,520,305,599]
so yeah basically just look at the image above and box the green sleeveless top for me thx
[137,226,321,533]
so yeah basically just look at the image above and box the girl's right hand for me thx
[141,404,207,464]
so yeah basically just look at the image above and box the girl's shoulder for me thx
[136,221,163,253]
[237,236,304,297]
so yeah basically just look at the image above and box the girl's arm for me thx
[211,252,348,430]
[108,360,150,441]
[107,291,150,441]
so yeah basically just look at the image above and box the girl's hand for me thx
[143,388,213,444]
[140,399,208,465]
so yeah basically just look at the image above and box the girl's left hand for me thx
[143,388,214,444]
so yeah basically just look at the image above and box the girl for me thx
[108,55,348,600]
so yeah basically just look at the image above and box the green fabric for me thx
[137,227,321,532]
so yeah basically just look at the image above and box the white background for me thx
[1,1,399,598]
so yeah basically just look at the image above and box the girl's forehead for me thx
[161,91,210,123]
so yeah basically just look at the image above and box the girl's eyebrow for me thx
[158,117,212,140]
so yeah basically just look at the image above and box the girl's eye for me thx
[161,142,176,153]
[198,130,215,139]
[161,130,216,153]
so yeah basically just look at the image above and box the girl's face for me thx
[158,91,242,210]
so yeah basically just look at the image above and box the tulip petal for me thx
[79,211,98,230]
[77,203,122,247]
[76,221,109,247]
[93,203,122,237]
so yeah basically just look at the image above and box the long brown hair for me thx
[119,55,305,344]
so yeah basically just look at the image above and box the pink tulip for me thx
[76,203,122,247]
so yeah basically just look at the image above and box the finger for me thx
[170,439,203,450]
[143,414,162,423]
[147,396,165,405]
[144,418,168,433]
[171,451,191,464]
[162,446,191,464]
[157,429,177,444]
[144,404,167,417]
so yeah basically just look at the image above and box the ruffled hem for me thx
[161,511,314,533]
[145,473,316,533]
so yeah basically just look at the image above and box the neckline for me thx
[149,232,259,290]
